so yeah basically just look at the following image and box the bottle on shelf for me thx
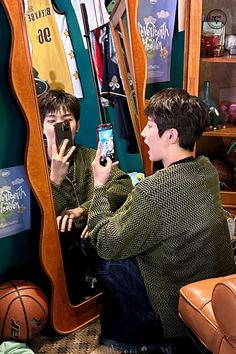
[202,80,222,129]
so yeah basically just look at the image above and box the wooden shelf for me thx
[201,52,236,63]
[203,125,236,137]
[221,191,236,207]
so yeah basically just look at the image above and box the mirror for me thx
[2,0,102,335]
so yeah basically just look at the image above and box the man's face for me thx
[141,117,167,161]
[43,109,79,158]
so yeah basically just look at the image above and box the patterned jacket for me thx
[88,156,236,337]
[51,145,133,231]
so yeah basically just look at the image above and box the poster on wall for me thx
[0,165,31,239]
[138,0,178,83]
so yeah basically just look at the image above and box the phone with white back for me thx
[97,123,115,166]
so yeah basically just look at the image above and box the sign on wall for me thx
[0,165,31,238]
[138,0,177,83]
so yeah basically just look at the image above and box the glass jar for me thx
[201,19,225,57]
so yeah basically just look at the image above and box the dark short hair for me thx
[144,88,209,151]
[38,89,80,123]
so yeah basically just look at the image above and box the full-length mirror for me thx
[2,0,103,335]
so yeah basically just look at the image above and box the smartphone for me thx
[54,121,73,155]
[97,123,115,166]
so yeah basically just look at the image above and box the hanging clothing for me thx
[100,24,138,153]
[71,0,110,48]
[25,0,83,97]
[91,29,104,89]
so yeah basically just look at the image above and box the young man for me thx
[86,88,236,352]
[38,89,132,231]
[38,89,133,303]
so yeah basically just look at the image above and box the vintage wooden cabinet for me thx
[185,0,236,212]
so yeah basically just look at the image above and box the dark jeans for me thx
[93,256,164,352]
[60,231,164,351]
[60,231,196,353]
[76,236,164,352]
[59,230,101,304]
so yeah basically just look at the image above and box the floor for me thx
[29,319,204,354]
[30,318,122,354]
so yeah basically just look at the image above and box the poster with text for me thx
[138,0,177,83]
[0,165,31,238]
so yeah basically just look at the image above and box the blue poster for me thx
[138,0,177,83]
[0,165,31,238]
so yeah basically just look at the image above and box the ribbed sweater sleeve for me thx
[88,180,161,259]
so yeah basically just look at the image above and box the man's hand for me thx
[57,207,86,232]
[50,138,76,186]
[81,225,90,238]
[92,142,119,187]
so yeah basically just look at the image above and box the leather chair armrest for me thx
[212,276,236,339]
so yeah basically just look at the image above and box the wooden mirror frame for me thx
[2,0,102,334]
[110,0,153,176]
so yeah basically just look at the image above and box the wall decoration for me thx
[138,0,177,83]
[0,165,30,238]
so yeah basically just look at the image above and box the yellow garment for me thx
[25,0,74,94]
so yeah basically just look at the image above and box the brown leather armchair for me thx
[178,274,236,354]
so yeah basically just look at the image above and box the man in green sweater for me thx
[85,88,236,353]
[38,89,133,304]
[38,90,132,231]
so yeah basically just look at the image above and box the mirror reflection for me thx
[38,90,104,305]
[24,0,144,308]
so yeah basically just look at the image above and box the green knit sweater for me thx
[88,156,236,337]
[51,145,133,231]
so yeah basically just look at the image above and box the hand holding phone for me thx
[54,121,74,155]
[97,123,115,166]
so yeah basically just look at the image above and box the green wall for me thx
[0,3,42,284]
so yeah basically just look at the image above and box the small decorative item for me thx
[219,101,236,125]
[225,34,236,50]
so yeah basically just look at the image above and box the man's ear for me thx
[167,128,178,143]
[76,121,80,132]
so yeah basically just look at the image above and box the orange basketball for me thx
[0,280,49,342]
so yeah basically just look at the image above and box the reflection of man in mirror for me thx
[38,89,133,305]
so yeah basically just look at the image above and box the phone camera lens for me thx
[63,123,70,131]
[100,156,107,166]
